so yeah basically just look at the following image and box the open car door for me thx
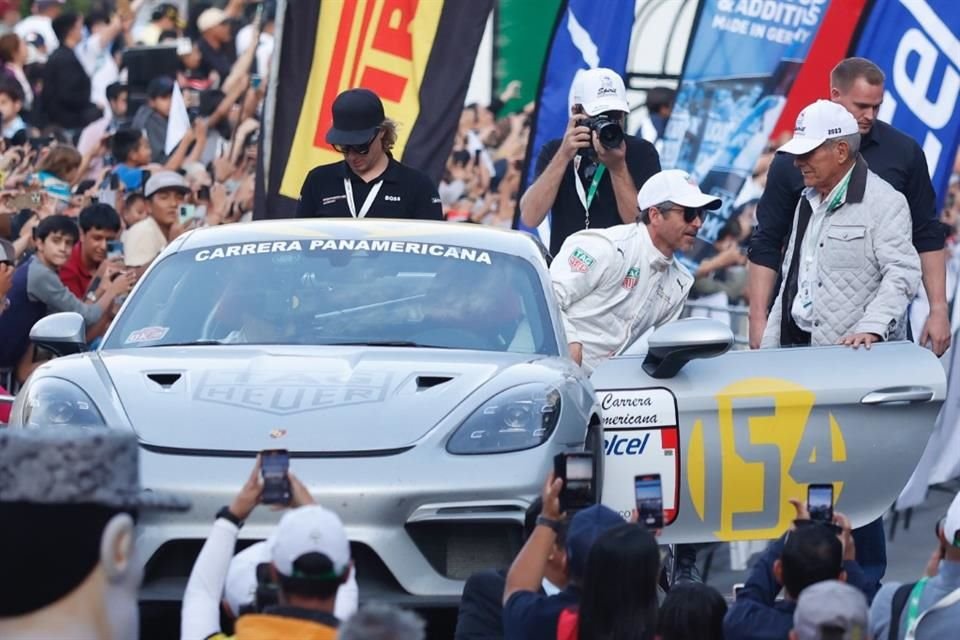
[590,318,946,544]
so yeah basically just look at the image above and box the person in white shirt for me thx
[74,11,124,112]
[124,171,189,270]
[14,0,63,53]
[550,169,721,373]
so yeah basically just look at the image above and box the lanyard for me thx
[826,168,852,212]
[343,177,384,219]
[572,156,606,229]
[905,578,960,640]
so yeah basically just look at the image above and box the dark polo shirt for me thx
[296,157,443,221]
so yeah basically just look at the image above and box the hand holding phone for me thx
[178,204,198,225]
[106,240,123,262]
[807,484,834,524]
[635,474,664,529]
[554,452,596,513]
[261,449,291,505]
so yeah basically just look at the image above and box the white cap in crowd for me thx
[572,68,629,116]
[778,99,859,156]
[942,490,960,547]
[197,8,229,33]
[792,580,868,640]
[144,171,190,198]
[637,169,722,211]
[270,505,351,578]
[224,539,360,620]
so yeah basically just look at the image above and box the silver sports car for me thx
[6,219,946,606]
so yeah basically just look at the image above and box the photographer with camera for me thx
[182,456,357,640]
[519,67,660,256]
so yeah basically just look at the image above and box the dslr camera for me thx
[578,113,624,150]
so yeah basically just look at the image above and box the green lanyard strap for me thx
[904,577,929,635]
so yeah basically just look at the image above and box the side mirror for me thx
[30,312,87,357]
[642,318,733,379]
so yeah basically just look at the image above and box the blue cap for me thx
[565,505,624,578]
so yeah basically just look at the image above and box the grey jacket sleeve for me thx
[27,261,102,326]
[856,192,922,338]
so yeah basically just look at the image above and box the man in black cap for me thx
[296,88,443,220]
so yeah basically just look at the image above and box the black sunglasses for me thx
[662,205,706,223]
[332,128,379,155]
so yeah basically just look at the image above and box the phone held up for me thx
[261,449,291,505]
[554,452,596,513]
[634,474,664,530]
[106,240,123,262]
[807,483,834,524]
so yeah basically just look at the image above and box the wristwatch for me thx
[216,505,244,528]
[536,515,563,534]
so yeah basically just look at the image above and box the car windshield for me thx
[104,238,558,355]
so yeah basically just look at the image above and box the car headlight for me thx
[20,378,106,428]
[447,384,561,454]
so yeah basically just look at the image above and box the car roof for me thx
[172,219,548,263]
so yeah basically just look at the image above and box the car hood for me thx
[100,346,539,453]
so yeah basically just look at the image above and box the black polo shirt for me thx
[296,157,443,221]
[749,118,945,271]
[531,134,661,256]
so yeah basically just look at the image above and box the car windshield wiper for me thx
[319,340,452,349]
[152,340,225,347]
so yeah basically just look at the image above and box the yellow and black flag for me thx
[256,0,493,219]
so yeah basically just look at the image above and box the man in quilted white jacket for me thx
[761,99,921,350]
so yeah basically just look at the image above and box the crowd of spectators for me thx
[0,0,268,391]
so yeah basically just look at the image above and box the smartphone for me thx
[635,474,664,529]
[251,74,262,90]
[733,583,745,598]
[554,452,595,513]
[260,449,291,505]
[807,483,834,524]
[178,204,197,224]
[106,240,123,261]
[197,185,211,201]
[9,191,42,210]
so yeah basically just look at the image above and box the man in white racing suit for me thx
[550,169,721,373]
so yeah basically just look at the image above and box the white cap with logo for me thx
[270,505,351,578]
[572,68,629,116]
[778,99,859,156]
[637,169,722,211]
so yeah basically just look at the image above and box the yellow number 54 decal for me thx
[687,378,848,540]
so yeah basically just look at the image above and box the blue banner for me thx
[516,0,635,244]
[854,0,960,206]
[661,0,830,265]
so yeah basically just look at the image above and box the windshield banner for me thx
[661,0,831,267]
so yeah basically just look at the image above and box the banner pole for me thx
[262,0,288,195]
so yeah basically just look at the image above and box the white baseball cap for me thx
[637,169,722,211]
[197,8,229,33]
[144,171,189,198]
[270,505,351,578]
[942,491,960,547]
[572,68,629,116]
[778,99,859,156]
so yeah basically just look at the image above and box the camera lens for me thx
[596,120,624,149]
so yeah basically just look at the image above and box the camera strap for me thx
[573,156,606,229]
[344,177,384,219]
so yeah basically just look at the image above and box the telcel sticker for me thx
[598,387,680,524]
[125,326,169,344]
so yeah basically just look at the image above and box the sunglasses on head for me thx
[332,128,380,155]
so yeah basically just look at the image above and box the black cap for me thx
[147,76,175,99]
[326,88,385,146]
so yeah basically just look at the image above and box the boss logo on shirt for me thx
[384,195,401,202]
[322,195,346,206]
[622,267,640,290]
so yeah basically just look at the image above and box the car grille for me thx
[405,521,524,580]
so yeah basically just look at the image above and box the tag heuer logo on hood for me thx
[194,370,392,415]
[569,248,596,273]
[622,267,641,290]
